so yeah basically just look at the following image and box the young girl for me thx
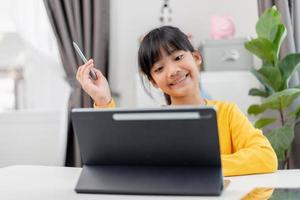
[76,26,278,176]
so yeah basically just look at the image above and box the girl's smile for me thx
[168,73,190,89]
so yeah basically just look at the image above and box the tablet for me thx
[72,106,223,195]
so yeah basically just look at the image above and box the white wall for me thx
[109,0,258,107]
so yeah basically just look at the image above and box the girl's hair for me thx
[138,26,195,105]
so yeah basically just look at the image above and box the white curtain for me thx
[294,0,300,52]
[10,0,71,109]
[12,0,60,62]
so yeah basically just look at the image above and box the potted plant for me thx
[245,6,300,169]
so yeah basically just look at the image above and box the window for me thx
[0,69,23,111]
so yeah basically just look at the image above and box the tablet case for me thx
[72,107,223,195]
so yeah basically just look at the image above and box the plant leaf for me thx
[258,65,282,91]
[278,53,300,89]
[274,146,285,162]
[248,104,265,115]
[245,38,275,64]
[271,24,287,60]
[248,88,269,97]
[265,124,294,161]
[288,105,300,119]
[261,88,300,110]
[256,6,281,40]
[295,105,300,119]
[251,68,275,94]
[255,118,277,129]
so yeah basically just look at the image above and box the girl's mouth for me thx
[169,74,189,87]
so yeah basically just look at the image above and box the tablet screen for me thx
[241,187,300,200]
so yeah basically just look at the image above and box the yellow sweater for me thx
[206,100,277,176]
[95,99,278,177]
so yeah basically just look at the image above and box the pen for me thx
[73,41,97,80]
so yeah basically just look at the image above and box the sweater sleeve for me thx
[93,99,116,108]
[221,103,278,177]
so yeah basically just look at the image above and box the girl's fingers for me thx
[77,65,85,82]
[93,68,104,79]
[82,63,94,80]
[76,66,81,80]
[76,59,98,85]
[77,60,94,81]
[87,59,94,64]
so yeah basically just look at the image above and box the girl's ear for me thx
[192,51,202,66]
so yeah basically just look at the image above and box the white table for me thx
[0,165,299,200]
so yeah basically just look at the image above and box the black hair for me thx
[138,26,195,105]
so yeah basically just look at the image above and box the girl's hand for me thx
[76,59,112,106]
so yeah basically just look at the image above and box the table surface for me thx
[0,165,299,200]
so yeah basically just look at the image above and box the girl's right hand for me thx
[76,59,112,106]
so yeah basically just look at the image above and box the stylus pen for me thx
[73,41,97,80]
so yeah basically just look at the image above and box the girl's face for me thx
[150,49,202,99]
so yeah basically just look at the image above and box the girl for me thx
[76,26,278,176]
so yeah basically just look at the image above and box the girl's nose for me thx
[165,59,181,78]
[168,66,181,78]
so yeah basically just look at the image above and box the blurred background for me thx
[2,0,298,168]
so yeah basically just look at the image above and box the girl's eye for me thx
[175,54,184,61]
[154,66,163,73]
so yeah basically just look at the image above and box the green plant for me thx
[245,6,300,169]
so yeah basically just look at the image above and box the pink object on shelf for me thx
[210,14,235,40]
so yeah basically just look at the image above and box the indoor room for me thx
[0,0,300,199]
